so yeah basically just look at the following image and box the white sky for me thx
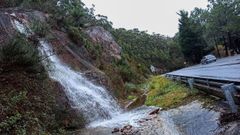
[82,0,208,37]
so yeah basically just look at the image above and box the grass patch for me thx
[127,95,137,100]
[145,76,198,109]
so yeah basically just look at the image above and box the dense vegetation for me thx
[112,29,184,73]
[0,36,68,134]
[178,0,240,63]
[43,0,185,84]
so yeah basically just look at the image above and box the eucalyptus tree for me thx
[178,10,208,63]
[206,0,240,55]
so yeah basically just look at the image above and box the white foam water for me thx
[39,40,121,122]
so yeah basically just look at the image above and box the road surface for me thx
[167,55,240,83]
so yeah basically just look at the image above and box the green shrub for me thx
[115,58,136,82]
[10,91,28,105]
[0,36,43,73]
[1,0,57,12]
[67,26,86,45]
[21,0,57,12]
[125,83,138,91]
[30,21,50,37]
[0,0,23,7]
[67,26,102,59]
[0,113,22,132]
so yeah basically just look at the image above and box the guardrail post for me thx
[206,79,209,87]
[176,76,181,81]
[187,78,194,90]
[221,84,238,113]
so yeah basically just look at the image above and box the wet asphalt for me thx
[167,55,240,83]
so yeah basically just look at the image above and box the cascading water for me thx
[38,41,160,128]
[10,15,158,127]
[10,15,122,123]
[39,40,121,122]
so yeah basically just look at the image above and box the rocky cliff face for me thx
[0,9,46,42]
[85,26,122,61]
[48,26,126,99]
[0,12,17,44]
[0,8,125,99]
[0,7,126,123]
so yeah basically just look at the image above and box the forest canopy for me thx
[178,0,240,63]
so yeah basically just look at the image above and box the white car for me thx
[201,55,217,64]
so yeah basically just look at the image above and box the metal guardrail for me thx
[165,74,240,90]
[165,74,240,112]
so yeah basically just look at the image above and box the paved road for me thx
[167,55,240,83]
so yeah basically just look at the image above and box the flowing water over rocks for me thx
[39,40,122,123]
[162,101,220,135]
[79,101,220,135]
[11,13,221,135]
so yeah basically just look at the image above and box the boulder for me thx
[112,128,120,133]
[149,108,161,115]
[0,13,16,45]
[217,122,240,135]
[54,82,86,129]
[0,9,47,45]
[119,125,140,135]
[85,26,122,60]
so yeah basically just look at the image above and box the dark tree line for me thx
[112,28,185,72]
[178,0,240,63]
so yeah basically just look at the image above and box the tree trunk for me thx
[214,37,221,57]
[223,36,229,56]
[227,32,237,55]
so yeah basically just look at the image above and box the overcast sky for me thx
[82,0,208,37]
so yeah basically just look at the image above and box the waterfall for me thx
[39,40,122,122]
[10,16,123,123]
[10,15,220,135]
[10,15,156,126]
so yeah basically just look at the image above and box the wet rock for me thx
[54,82,86,129]
[112,128,120,133]
[84,71,112,91]
[149,108,161,115]
[0,13,17,45]
[0,9,47,46]
[220,112,240,125]
[119,125,140,135]
[144,118,152,121]
[217,122,240,135]
[75,127,119,135]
